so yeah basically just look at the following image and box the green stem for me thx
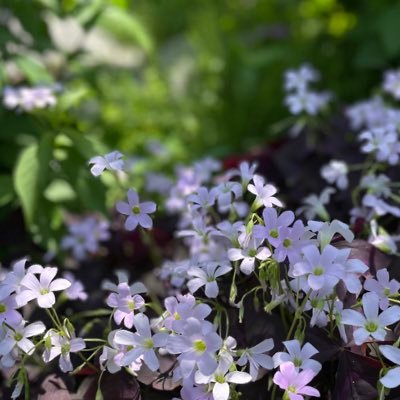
[286,289,311,340]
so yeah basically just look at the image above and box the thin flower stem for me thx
[286,289,312,340]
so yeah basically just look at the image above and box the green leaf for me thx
[0,175,14,206]
[13,136,53,226]
[44,179,76,202]
[378,5,400,57]
[14,55,54,84]
[98,6,154,54]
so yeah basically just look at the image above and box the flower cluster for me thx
[3,85,57,111]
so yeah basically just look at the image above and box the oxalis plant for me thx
[2,65,400,400]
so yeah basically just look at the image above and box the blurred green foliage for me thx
[1,0,400,252]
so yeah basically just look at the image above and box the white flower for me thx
[237,338,274,380]
[383,69,400,100]
[379,345,400,388]
[195,359,251,400]
[0,321,45,356]
[297,187,335,220]
[187,262,232,298]
[88,151,124,176]
[341,292,400,345]
[273,340,321,374]
[16,267,71,308]
[247,175,282,208]
[43,330,86,372]
[320,160,348,190]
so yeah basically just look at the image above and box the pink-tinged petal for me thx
[143,349,159,371]
[114,330,135,346]
[125,215,139,231]
[205,281,219,298]
[39,267,58,288]
[279,361,297,381]
[273,370,289,389]
[49,278,71,292]
[380,366,400,388]
[138,214,153,229]
[187,278,205,294]
[140,202,156,214]
[379,306,400,327]
[20,273,41,291]
[24,322,46,337]
[273,352,292,367]
[37,292,55,308]
[380,345,400,365]
[353,328,370,345]
[362,292,380,321]
[213,382,230,400]
[297,386,321,397]
[116,201,131,215]
[123,312,134,329]
[127,189,139,206]
[288,394,303,400]
[114,310,125,325]
[294,369,316,387]
[16,290,37,307]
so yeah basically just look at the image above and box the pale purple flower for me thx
[0,294,22,327]
[187,261,232,298]
[273,361,320,400]
[225,161,258,187]
[284,64,319,92]
[61,216,110,260]
[362,194,400,218]
[369,220,398,254]
[360,174,391,198]
[212,181,242,213]
[88,151,124,176]
[273,340,321,374]
[187,187,216,212]
[383,69,400,100]
[106,282,145,328]
[237,338,274,380]
[272,220,309,264]
[379,345,400,388]
[195,359,251,400]
[194,157,221,182]
[116,188,156,230]
[253,207,294,247]
[0,321,45,356]
[100,330,143,374]
[341,292,400,345]
[145,172,173,194]
[346,96,387,130]
[114,313,168,371]
[210,221,244,245]
[167,317,222,378]
[359,125,400,165]
[248,175,282,208]
[320,160,348,190]
[16,267,71,308]
[181,383,213,400]
[297,187,335,220]
[3,86,57,111]
[291,244,343,291]
[63,272,88,301]
[163,293,212,331]
[285,90,331,116]
[364,269,400,310]
[43,330,86,372]
[307,220,354,250]
[228,234,271,275]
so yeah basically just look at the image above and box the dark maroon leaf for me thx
[37,374,73,400]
